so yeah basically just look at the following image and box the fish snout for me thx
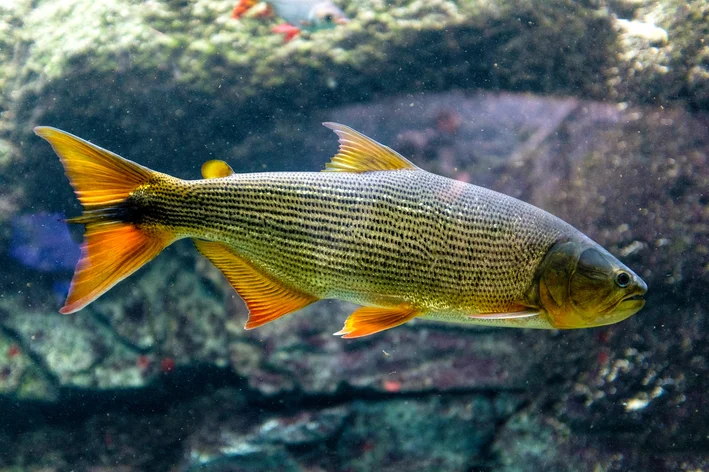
[636,274,648,295]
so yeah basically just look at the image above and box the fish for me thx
[34,123,647,338]
[232,0,349,32]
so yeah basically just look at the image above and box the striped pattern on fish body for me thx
[149,170,566,316]
[34,123,647,337]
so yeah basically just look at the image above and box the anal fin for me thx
[193,240,317,329]
[334,303,419,338]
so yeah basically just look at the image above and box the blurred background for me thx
[0,0,708,470]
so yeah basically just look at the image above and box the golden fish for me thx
[35,123,647,337]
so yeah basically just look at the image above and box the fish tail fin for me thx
[34,126,175,314]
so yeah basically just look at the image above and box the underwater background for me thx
[1,0,709,470]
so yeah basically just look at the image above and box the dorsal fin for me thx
[202,160,234,179]
[322,122,418,173]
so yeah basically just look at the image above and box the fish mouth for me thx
[617,294,645,313]
[619,277,647,309]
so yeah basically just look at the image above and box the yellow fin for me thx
[34,126,173,313]
[202,160,234,179]
[35,126,152,208]
[193,240,317,329]
[334,303,419,338]
[62,224,170,314]
[322,122,418,173]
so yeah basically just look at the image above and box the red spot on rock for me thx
[383,380,402,392]
[272,23,301,42]
[136,355,151,370]
[435,109,462,135]
[7,344,20,358]
[597,350,610,365]
[360,439,375,453]
[160,357,176,373]
[596,329,611,344]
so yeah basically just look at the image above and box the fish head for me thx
[535,239,647,329]
[309,2,349,28]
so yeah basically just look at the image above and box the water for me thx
[1,0,708,470]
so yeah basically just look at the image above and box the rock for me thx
[185,396,349,471]
[0,326,56,401]
[337,396,505,472]
[616,19,668,46]
[0,384,524,471]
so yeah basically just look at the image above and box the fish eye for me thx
[323,14,334,22]
[615,272,631,287]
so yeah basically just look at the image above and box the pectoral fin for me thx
[468,309,540,320]
[334,303,420,338]
[193,240,317,329]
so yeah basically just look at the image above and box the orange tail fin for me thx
[34,127,174,314]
